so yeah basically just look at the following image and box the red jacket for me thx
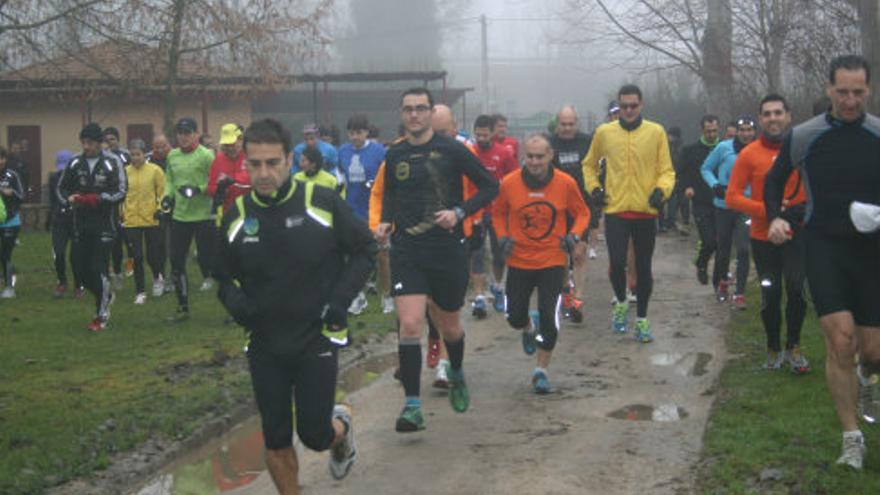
[475,141,519,214]
[207,151,250,211]
[494,135,520,160]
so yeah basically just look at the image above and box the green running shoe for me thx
[634,319,654,343]
[447,364,470,413]
[395,404,425,433]
[612,301,628,333]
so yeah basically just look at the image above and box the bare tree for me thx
[855,0,880,111]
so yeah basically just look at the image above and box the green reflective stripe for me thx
[322,326,349,346]
[249,181,298,207]
[304,181,333,228]
[226,196,247,242]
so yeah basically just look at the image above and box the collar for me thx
[619,116,643,131]
[521,165,554,190]
[759,133,783,150]
[733,138,747,153]
[252,178,295,207]
[826,110,866,128]
[699,136,719,148]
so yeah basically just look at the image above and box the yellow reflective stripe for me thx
[304,181,333,228]
[322,326,349,346]
[226,196,247,243]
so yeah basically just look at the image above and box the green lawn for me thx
[698,284,879,494]
[0,231,395,494]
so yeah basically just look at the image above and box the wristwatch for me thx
[453,206,466,222]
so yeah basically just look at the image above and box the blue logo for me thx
[243,217,259,236]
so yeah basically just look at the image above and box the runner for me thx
[549,106,592,322]
[293,123,340,174]
[0,145,24,298]
[57,123,126,331]
[207,123,250,218]
[122,139,166,304]
[582,84,675,342]
[293,147,341,192]
[763,55,880,469]
[493,134,590,393]
[662,126,687,236]
[470,114,519,318]
[163,117,217,321]
[376,88,497,432]
[701,116,756,308]
[491,113,519,159]
[103,127,131,289]
[216,118,375,493]
[679,115,721,286]
[725,94,809,375]
[48,150,83,298]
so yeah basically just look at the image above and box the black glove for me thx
[178,185,201,198]
[560,233,579,253]
[713,184,727,200]
[498,236,514,261]
[468,222,485,252]
[322,303,349,332]
[779,203,806,226]
[648,188,664,210]
[591,188,606,208]
[160,195,175,213]
[217,283,259,327]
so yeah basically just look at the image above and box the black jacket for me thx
[0,167,24,221]
[56,152,126,235]
[679,140,717,207]
[216,179,377,355]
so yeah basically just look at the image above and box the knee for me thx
[824,327,857,363]
[536,324,558,351]
[398,314,424,338]
[296,422,334,452]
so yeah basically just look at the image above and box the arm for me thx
[57,161,75,207]
[100,159,127,205]
[567,180,592,235]
[164,157,175,199]
[654,128,675,198]
[369,161,386,231]
[490,182,510,239]
[379,157,395,224]
[457,145,499,216]
[206,156,224,197]
[764,134,795,222]
[700,144,724,188]
[154,168,166,213]
[215,207,259,327]
[725,153,764,218]
[4,170,24,201]
[581,131,602,194]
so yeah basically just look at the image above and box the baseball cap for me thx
[219,123,242,145]
[175,117,198,133]
[608,101,620,114]
[79,123,104,142]
[302,123,318,135]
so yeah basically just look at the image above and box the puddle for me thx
[134,352,397,495]
[607,404,689,422]
[691,352,713,377]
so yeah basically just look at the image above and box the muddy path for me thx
[147,232,732,495]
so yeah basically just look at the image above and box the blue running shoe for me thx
[491,285,505,312]
[634,319,654,343]
[532,369,551,394]
[521,309,539,355]
[612,302,628,333]
[471,296,487,319]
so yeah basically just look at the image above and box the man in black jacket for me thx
[679,115,720,284]
[216,119,376,493]
[47,149,83,298]
[57,123,127,331]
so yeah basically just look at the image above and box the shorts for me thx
[391,239,470,311]
[805,231,880,326]
[247,337,338,451]
[505,265,565,350]
[470,214,505,274]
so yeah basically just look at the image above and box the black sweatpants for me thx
[52,217,82,288]
[72,230,113,318]
[751,236,807,352]
[694,204,717,274]
[605,214,656,318]
[505,265,565,351]
[714,207,750,294]
[0,226,19,287]
[111,226,125,275]
[169,219,216,309]
[125,226,164,294]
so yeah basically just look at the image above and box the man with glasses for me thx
[764,55,880,469]
[375,88,497,432]
[582,84,675,342]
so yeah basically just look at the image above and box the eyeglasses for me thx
[401,105,431,115]
[619,103,640,110]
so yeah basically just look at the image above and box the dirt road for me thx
[215,233,730,495]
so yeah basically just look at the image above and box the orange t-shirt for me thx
[492,169,590,270]
[726,135,806,241]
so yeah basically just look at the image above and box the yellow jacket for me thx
[123,162,165,227]
[581,119,675,215]
[293,169,345,198]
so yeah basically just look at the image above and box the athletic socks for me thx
[398,338,421,398]
[444,336,465,371]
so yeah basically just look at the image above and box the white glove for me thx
[850,201,880,233]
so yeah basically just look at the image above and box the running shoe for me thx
[381,296,395,314]
[0,287,14,299]
[569,297,584,323]
[433,360,450,389]
[426,335,440,368]
[612,301,628,333]
[329,404,357,480]
[836,433,866,470]
[763,351,784,370]
[716,279,729,302]
[785,346,810,374]
[532,369,551,394]
[634,319,654,343]
[471,295,487,319]
[588,247,598,259]
[627,288,637,304]
[562,291,574,319]
[53,283,67,299]
[733,294,747,311]
[152,276,165,297]
[134,293,147,305]
[199,277,214,292]
[168,307,190,323]
[858,365,879,425]
[491,285,505,312]
[395,404,425,433]
[522,310,539,355]
[73,286,85,299]
[696,266,709,285]
[348,291,368,316]
[87,316,107,332]
[447,365,470,413]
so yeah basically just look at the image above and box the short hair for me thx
[243,118,293,155]
[491,113,508,124]
[103,126,120,139]
[759,93,790,113]
[667,127,682,138]
[700,114,720,128]
[400,87,434,107]
[474,114,495,130]
[524,133,553,153]
[301,146,323,168]
[128,139,146,152]
[829,55,871,84]
[618,84,642,101]
[346,114,370,131]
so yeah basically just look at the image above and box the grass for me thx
[698,283,880,494]
[0,231,395,494]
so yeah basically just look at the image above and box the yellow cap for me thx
[219,123,241,145]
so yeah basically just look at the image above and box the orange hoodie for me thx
[726,135,806,241]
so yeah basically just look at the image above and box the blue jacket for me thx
[293,140,339,174]
[701,139,749,209]
[338,140,385,221]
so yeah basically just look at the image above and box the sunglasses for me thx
[619,103,640,110]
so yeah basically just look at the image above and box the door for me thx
[7,125,41,203]
[126,124,154,151]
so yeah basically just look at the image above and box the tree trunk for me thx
[857,0,880,112]
[163,0,186,140]
[702,0,733,118]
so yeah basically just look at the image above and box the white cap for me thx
[849,201,880,233]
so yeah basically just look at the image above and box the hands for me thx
[684,187,695,199]
[713,184,727,200]
[498,236,514,261]
[560,233,579,253]
[178,185,201,198]
[434,207,463,230]
[374,222,392,244]
[69,193,100,208]
[648,188,664,210]
[590,188,606,208]
[768,218,793,245]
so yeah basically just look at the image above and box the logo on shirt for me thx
[285,216,305,228]
[395,161,410,181]
[243,217,260,236]
[517,201,557,241]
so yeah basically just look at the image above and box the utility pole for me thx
[480,14,489,114]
